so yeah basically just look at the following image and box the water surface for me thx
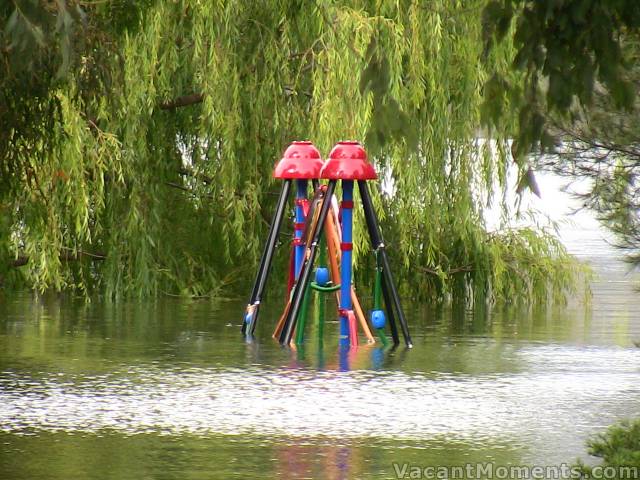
[1,179,639,479]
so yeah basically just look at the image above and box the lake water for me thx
[1,176,639,479]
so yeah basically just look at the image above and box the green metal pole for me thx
[374,254,382,309]
[296,284,311,345]
[316,234,327,344]
[317,291,325,345]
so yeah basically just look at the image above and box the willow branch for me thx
[418,265,473,276]
[11,256,29,268]
[158,93,204,110]
[9,250,107,268]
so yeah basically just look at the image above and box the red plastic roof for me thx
[320,141,377,180]
[273,141,324,179]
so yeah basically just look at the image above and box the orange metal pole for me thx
[273,303,289,339]
[324,214,342,305]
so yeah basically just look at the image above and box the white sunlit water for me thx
[1,344,639,463]
[526,173,640,340]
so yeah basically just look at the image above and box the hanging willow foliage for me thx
[0,0,579,302]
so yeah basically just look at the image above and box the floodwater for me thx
[1,176,639,479]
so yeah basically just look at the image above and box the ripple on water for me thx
[1,344,639,458]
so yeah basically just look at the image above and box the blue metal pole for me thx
[339,180,354,347]
[294,180,307,279]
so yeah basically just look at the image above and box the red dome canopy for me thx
[320,141,377,180]
[273,141,323,179]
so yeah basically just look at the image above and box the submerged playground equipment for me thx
[242,141,412,348]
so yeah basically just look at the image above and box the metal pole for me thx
[379,249,412,347]
[380,265,400,345]
[279,181,337,345]
[357,181,413,347]
[373,252,390,347]
[295,285,311,345]
[243,179,292,335]
[294,180,308,279]
[338,180,354,347]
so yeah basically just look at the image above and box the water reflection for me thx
[274,443,354,480]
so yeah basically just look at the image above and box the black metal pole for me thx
[279,180,337,345]
[359,184,381,246]
[380,254,410,346]
[380,270,400,345]
[358,181,413,348]
[243,179,292,335]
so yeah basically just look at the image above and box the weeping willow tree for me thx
[483,0,640,272]
[0,0,578,302]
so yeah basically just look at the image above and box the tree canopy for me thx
[482,0,640,268]
[0,0,578,302]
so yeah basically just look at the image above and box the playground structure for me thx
[242,141,412,348]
